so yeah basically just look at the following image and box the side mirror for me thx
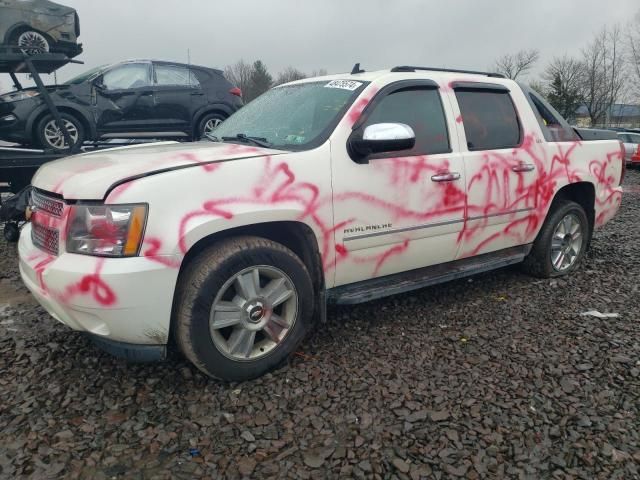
[349,123,416,160]
[93,78,106,91]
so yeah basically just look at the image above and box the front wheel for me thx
[14,30,50,55]
[522,200,590,278]
[175,236,315,381]
[35,114,85,152]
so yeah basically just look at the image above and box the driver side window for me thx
[102,63,151,90]
[362,87,451,157]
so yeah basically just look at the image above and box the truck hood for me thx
[32,141,285,199]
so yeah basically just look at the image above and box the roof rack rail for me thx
[390,65,505,78]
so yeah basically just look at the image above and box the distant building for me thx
[574,104,640,129]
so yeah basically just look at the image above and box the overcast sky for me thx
[2,0,639,89]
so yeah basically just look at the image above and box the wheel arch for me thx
[549,181,596,242]
[169,220,325,344]
[178,221,324,292]
[5,23,55,47]
[4,22,33,43]
[30,105,95,141]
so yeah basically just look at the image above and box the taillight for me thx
[229,87,242,98]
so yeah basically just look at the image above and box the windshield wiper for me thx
[221,133,272,148]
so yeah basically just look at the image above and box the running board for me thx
[327,245,532,305]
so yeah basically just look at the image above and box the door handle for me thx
[431,172,461,182]
[511,163,535,173]
[190,91,205,96]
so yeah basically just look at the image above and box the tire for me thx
[175,236,315,381]
[522,200,590,278]
[35,113,85,152]
[12,29,50,55]
[197,113,226,139]
[3,223,20,243]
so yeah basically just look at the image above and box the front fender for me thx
[179,209,321,257]
[103,145,335,280]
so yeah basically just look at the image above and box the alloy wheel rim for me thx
[43,119,78,149]
[204,118,222,135]
[18,31,49,55]
[550,213,583,272]
[209,265,298,361]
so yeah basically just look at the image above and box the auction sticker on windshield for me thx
[324,80,363,91]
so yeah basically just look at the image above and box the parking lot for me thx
[0,170,638,479]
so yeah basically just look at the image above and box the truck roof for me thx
[287,66,512,87]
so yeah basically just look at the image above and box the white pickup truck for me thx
[18,66,625,381]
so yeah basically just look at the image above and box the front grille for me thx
[32,222,60,256]
[32,190,64,217]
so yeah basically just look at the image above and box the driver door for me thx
[94,62,155,133]
[330,81,467,286]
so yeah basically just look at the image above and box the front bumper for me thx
[19,223,181,347]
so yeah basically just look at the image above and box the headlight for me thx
[1,91,40,103]
[66,204,147,257]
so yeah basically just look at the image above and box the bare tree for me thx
[224,59,253,98]
[310,68,328,77]
[493,49,540,79]
[528,79,547,96]
[274,67,307,86]
[542,55,585,121]
[627,10,640,101]
[580,26,625,127]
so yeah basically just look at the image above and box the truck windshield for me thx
[211,80,367,150]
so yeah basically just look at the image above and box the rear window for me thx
[455,89,521,151]
[529,93,578,142]
[155,65,198,87]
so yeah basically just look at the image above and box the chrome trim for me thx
[511,163,536,173]
[343,207,534,242]
[32,190,64,217]
[344,218,463,242]
[467,207,533,222]
[31,222,59,256]
[431,172,461,182]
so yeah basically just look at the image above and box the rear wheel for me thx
[35,113,85,152]
[175,236,314,381]
[197,113,226,139]
[522,200,590,278]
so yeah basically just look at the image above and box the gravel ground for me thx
[1,171,639,480]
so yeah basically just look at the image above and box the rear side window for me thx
[529,93,578,142]
[455,89,521,150]
[363,87,450,156]
[155,65,197,87]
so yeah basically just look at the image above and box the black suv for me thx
[0,59,243,151]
